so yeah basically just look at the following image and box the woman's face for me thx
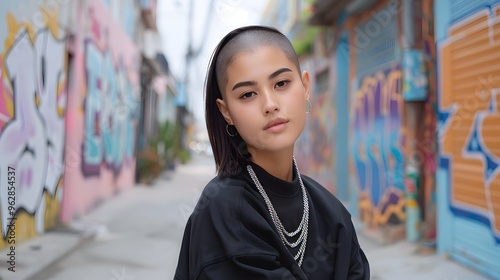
[217,45,310,156]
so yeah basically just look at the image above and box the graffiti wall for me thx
[436,0,500,277]
[0,2,67,248]
[296,57,336,193]
[352,67,405,226]
[349,0,406,227]
[61,0,140,222]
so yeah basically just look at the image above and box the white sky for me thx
[157,0,270,139]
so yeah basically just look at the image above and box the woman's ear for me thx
[301,70,311,100]
[216,98,233,124]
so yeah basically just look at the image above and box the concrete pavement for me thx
[31,155,215,280]
[358,231,488,279]
[0,154,490,279]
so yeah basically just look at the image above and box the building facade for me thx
[305,0,439,242]
[435,0,500,278]
[0,0,177,249]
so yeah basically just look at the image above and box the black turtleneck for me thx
[175,162,370,280]
[247,161,303,257]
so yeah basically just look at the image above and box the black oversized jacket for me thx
[175,163,370,279]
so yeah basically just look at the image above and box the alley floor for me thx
[4,154,489,280]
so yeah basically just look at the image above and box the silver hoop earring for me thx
[306,99,312,113]
[226,124,238,137]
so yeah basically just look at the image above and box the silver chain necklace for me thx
[246,157,309,267]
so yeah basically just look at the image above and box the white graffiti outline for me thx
[0,28,67,237]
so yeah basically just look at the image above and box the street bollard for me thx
[405,163,421,242]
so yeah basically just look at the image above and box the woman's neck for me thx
[250,149,294,182]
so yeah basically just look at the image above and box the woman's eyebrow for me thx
[268,68,292,80]
[232,80,256,91]
[231,68,292,91]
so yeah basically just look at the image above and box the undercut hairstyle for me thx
[205,25,301,178]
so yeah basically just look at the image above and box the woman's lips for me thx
[264,117,289,132]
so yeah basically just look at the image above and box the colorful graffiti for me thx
[83,43,137,176]
[60,0,139,223]
[0,8,67,248]
[296,61,336,193]
[438,3,500,242]
[352,66,406,226]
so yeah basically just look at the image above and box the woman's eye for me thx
[240,92,256,99]
[275,80,289,88]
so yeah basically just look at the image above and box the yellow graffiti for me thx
[4,13,36,50]
[0,212,37,249]
[0,81,14,119]
[44,182,63,230]
[355,69,402,115]
[42,5,60,39]
[440,6,500,234]
[3,2,63,53]
[359,191,406,226]
[0,186,62,248]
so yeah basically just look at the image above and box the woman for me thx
[174,25,370,280]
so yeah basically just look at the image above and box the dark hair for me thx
[205,25,300,178]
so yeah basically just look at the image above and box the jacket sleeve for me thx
[347,238,370,280]
[197,253,297,280]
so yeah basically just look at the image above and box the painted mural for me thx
[0,3,67,248]
[82,39,137,176]
[438,2,500,245]
[61,0,139,222]
[352,66,405,227]
[436,1,500,277]
[295,58,336,193]
[348,1,406,227]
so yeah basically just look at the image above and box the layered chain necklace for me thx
[246,157,309,267]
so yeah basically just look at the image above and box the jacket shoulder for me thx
[189,176,247,218]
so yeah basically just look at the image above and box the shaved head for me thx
[215,28,301,96]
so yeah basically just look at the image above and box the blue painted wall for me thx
[436,0,500,278]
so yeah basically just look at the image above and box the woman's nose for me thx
[262,91,279,114]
